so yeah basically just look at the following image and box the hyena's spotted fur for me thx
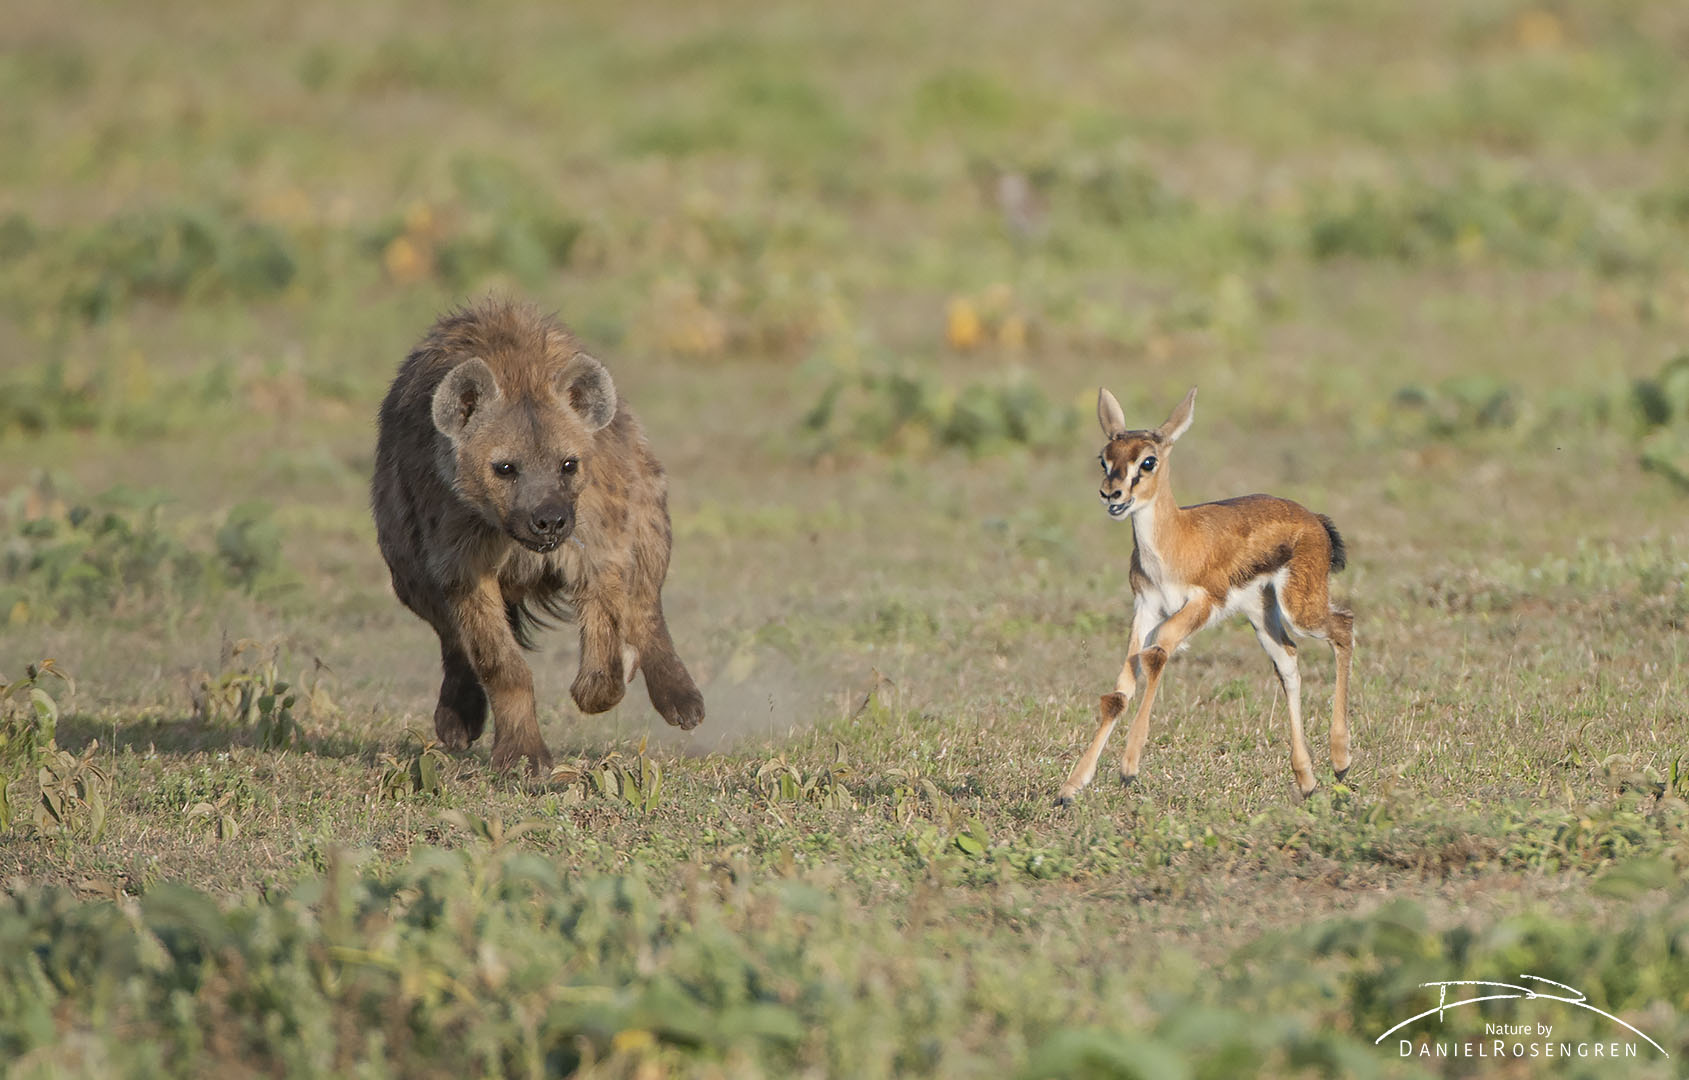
[372,298,704,773]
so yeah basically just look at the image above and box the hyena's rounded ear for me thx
[556,353,617,432]
[431,357,499,438]
[1097,387,1128,439]
[1157,386,1197,444]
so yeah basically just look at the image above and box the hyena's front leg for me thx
[433,637,487,750]
[454,579,552,773]
[570,591,627,715]
[629,600,705,730]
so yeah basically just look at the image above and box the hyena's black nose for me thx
[530,502,572,537]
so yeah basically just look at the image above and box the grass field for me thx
[4,1,1689,1076]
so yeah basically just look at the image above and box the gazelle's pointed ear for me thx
[1157,387,1197,443]
[1097,388,1127,439]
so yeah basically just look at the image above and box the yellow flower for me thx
[946,297,983,350]
[612,1029,656,1054]
[383,236,429,284]
[1515,10,1563,52]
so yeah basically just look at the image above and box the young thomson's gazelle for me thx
[1057,387,1354,804]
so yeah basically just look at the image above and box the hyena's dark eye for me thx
[561,458,579,475]
[493,461,519,478]
[1139,456,1157,474]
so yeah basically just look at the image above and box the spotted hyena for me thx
[371,298,704,772]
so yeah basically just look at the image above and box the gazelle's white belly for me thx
[1137,567,1291,638]
[1139,579,1203,622]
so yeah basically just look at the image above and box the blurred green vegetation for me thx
[2,833,1685,1078]
[0,478,288,624]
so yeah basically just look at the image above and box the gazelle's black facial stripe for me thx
[1125,453,1157,489]
[1099,458,1121,486]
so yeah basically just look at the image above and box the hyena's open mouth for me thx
[510,531,564,554]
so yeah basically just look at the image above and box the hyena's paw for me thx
[571,667,627,714]
[649,678,705,731]
[433,681,488,750]
[490,737,553,775]
[434,701,486,751]
[434,708,474,751]
[643,653,704,730]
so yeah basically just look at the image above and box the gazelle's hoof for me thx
[1118,771,1137,788]
[1333,765,1350,783]
[1295,782,1318,801]
[1055,793,1075,808]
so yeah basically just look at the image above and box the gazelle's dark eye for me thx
[1139,456,1157,474]
[493,461,518,478]
[561,458,579,475]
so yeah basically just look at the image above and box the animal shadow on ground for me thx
[51,713,372,761]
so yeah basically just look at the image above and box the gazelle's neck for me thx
[1130,471,1179,580]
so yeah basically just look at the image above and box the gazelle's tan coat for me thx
[1057,387,1354,803]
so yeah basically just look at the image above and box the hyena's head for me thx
[431,350,617,552]
[1095,386,1195,522]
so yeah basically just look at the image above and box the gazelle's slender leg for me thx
[1056,693,1128,807]
[1118,597,1212,785]
[1057,604,1156,805]
[1326,608,1355,780]
[1112,602,1159,698]
[1253,618,1316,798]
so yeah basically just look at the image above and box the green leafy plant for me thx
[34,740,109,842]
[1,478,289,622]
[378,732,450,800]
[951,816,990,858]
[1304,171,1604,267]
[0,355,240,439]
[801,361,1077,457]
[1389,376,1522,438]
[1632,353,1689,491]
[60,206,298,322]
[550,737,666,813]
[871,765,950,823]
[1,480,206,622]
[184,791,242,841]
[214,500,284,589]
[437,809,545,852]
[0,659,70,831]
[756,745,858,810]
[194,640,303,751]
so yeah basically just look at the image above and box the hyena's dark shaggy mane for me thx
[504,592,576,651]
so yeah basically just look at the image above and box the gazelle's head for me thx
[1095,386,1196,521]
